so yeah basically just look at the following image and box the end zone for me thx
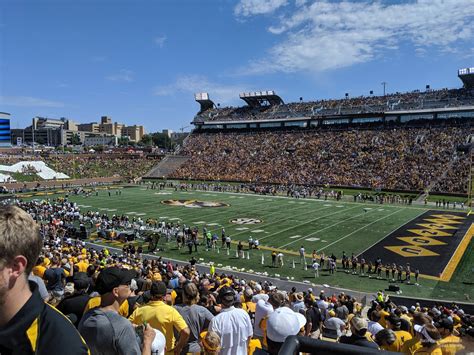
[361,211,474,280]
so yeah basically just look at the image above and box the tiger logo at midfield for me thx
[231,218,262,225]
[161,199,229,208]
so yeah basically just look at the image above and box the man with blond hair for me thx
[0,205,89,354]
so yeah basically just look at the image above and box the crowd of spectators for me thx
[45,155,158,180]
[1,199,473,354]
[173,126,470,193]
[195,88,474,122]
[0,154,159,181]
[432,153,470,194]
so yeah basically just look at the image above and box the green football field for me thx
[37,185,473,303]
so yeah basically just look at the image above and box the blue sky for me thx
[1,0,474,132]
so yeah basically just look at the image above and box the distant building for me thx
[162,129,173,137]
[78,123,100,133]
[32,116,77,131]
[11,115,145,147]
[170,132,189,141]
[83,134,118,147]
[11,116,80,146]
[0,112,11,147]
[100,122,124,136]
[122,125,145,142]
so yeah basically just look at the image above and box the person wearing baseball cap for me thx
[79,267,155,355]
[339,316,379,349]
[385,314,412,352]
[413,324,442,354]
[265,306,306,354]
[208,287,253,355]
[129,281,190,355]
[56,272,91,327]
[435,318,464,355]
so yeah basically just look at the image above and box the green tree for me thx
[151,132,174,149]
[70,133,81,145]
[118,136,130,146]
[139,134,153,146]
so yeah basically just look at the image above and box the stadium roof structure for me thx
[458,67,474,88]
[194,93,215,113]
[239,90,284,108]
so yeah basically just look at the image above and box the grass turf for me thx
[35,186,474,303]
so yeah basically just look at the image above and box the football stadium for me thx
[2,2,474,353]
[1,70,474,354]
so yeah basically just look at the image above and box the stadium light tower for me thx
[381,82,387,96]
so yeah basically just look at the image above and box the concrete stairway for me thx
[144,155,189,178]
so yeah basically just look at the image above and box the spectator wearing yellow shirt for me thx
[412,324,442,355]
[376,303,391,328]
[375,328,397,351]
[129,281,190,355]
[385,314,413,352]
[435,318,464,355]
[399,306,413,333]
[401,312,433,354]
[76,255,89,273]
[32,256,47,278]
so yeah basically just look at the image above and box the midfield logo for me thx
[230,218,263,225]
[161,199,229,208]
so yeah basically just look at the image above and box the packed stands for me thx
[45,155,159,180]
[0,154,160,181]
[432,153,471,194]
[172,126,471,193]
[195,88,474,122]
[1,198,472,354]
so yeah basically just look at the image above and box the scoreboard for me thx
[0,112,11,147]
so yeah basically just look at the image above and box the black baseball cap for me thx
[434,318,454,331]
[150,281,167,297]
[95,267,135,295]
[218,287,235,302]
[73,272,90,290]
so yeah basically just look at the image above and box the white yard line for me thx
[259,205,360,243]
[176,188,426,211]
[354,209,428,256]
[279,208,369,248]
[317,208,405,252]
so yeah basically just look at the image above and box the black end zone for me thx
[360,211,474,278]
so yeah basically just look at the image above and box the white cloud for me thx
[240,0,474,74]
[0,96,65,108]
[154,35,167,48]
[106,69,134,82]
[235,0,288,17]
[154,75,251,105]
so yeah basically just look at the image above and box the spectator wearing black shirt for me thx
[0,205,89,355]
[339,316,379,349]
[57,272,91,327]
[304,298,322,339]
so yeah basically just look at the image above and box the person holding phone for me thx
[79,267,155,354]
